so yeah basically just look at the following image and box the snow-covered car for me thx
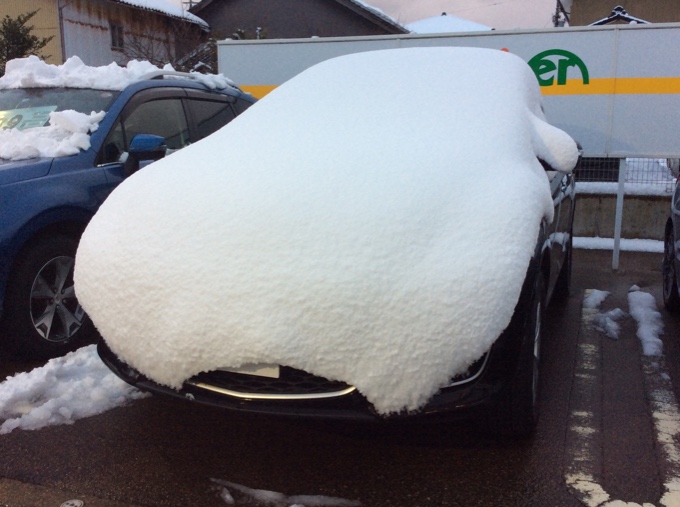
[0,56,255,359]
[663,159,680,312]
[78,47,580,436]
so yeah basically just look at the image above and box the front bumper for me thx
[97,326,523,423]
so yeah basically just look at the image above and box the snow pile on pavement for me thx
[0,345,148,435]
[593,308,627,339]
[628,285,664,356]
[212,479,361,507]
[583,289,611,309]
[586,286,665,356]
[0,110,105,160]
[75,47,579,415]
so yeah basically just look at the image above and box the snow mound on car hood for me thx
[0,110,105,160]
[75,47,578,415]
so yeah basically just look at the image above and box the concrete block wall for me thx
[573,194,671,241]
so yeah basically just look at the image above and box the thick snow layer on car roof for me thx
[0,55,233,91]
[0,56,235,160]
[75,47,578,415]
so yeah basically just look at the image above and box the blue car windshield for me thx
[0,88,119,130]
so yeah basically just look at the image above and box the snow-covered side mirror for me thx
[668,158,680,179]
[124,134,167,176]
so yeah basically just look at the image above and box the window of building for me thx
[110,23,124,50]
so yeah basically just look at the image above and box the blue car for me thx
[663,159,680,312]
[0,72,255,358]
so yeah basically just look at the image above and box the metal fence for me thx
[576,157,676,195]
[574,157,677,269]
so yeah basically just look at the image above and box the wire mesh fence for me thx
[576,157,676,195]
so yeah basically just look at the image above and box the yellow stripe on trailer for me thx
[541,77,680,95]
[241,85,278,99]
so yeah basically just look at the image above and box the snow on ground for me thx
[586,286,665,356]
[74,47,578,416]
[0,345,147,435]
[574,237,664,253]
[212,479,361,507]
[628,285,665,356]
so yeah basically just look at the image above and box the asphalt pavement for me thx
[0,247,678,507]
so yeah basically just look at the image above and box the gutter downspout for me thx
[58,0,75,63]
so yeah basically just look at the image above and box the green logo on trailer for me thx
[528,49,590,86]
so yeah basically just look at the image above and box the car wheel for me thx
[662,223,680,312]
[1,235,97,358]
[485,272,545,438]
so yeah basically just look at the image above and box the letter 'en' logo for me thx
[528,49,590,86]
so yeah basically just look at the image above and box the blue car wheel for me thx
[1,235,97,358]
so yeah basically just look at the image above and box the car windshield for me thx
[0,88,119,131]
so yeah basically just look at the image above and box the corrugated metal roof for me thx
[109,0,209,28]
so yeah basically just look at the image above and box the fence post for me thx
[612,158,627,270]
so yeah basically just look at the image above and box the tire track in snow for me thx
[565,289,680,507]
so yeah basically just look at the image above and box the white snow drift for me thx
[0,345,147,435]
[75,47,579,415]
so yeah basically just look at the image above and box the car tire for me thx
[662,222,680,313]
[0,235,97,358]
[484,272,545,438]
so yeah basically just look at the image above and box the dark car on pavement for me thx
[0,68,255,359]
[663,159,680,312]
[95,48,580,438]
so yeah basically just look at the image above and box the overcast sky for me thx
[368,0,557,28]
[173,0,558,30]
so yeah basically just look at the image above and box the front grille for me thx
[187,352,489,401]
[188,366,355,399]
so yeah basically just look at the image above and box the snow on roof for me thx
[0,55,233,92]
[347,0,410,32]
[75,47,579,416]
[112,0,209,28]
[407,12,492,34]
[0,56,166,90]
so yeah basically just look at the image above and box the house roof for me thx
[338,0,409,33]
[109,0,209,28]
[406,12,492,33]
[590,5,650,25]
[189,0,409,34]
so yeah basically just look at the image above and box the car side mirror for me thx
[124,134,167,176]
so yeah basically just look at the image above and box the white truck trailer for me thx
[218,23,680,159]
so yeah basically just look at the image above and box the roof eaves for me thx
[188,0,216,15]
[589,5,650,25]
[109,0,210,29]
[335,0,410,34]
